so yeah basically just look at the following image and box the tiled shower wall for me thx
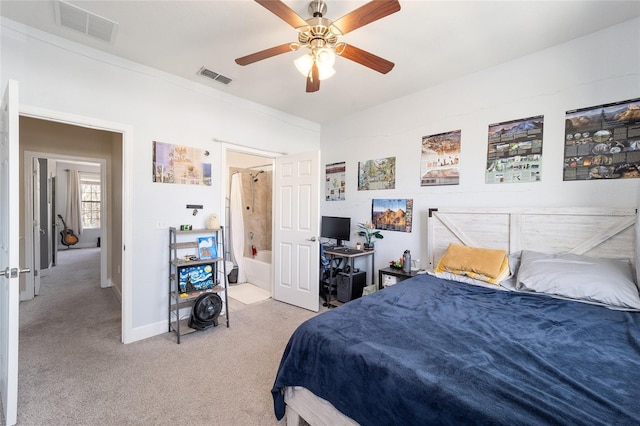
[230,168,273,257]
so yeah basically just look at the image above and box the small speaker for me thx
[337,271,366,303]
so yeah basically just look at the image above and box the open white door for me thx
[273,151,320,311]
[31,158,42,296]
[20,156,42,301]
[1,80,22,425]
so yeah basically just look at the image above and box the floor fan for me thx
[188,293,223,330]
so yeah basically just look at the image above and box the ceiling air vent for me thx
[54,0,119,43]
[198,67,232,85]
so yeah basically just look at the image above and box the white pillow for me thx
[516,250,640,310]
[430,270,509,291]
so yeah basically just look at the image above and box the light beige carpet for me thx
[228,283,272,304]
[9,247,325,426]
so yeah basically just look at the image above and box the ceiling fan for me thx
[235,0,401,93]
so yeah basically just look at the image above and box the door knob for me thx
[307,236,317,242]
[0,267,30,278]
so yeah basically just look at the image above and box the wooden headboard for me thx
[427,207,637,269]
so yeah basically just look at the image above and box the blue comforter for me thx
[272,274,640,425]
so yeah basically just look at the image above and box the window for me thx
[80,172,100,228]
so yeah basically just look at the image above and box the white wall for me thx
[1,18,320,339]
[3,15,638,337]
[321,17,640,278]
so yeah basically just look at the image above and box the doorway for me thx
[23,153,107,300]
[225,146,277,304]
[19,114,127,340]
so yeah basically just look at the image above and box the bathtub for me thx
[243,250,272,291]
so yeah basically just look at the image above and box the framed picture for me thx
[371,199,413,233]
[197,235,218,259]
[178,264,214,294]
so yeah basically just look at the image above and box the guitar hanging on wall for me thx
[58,214,79,247]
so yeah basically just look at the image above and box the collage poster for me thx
[564,98,640,180]
[325,162,346,201]
[485,115,544,184]
[372,199,413,233]
[420,130,461,186]
[358,157,396,191]
[152,141,212,186]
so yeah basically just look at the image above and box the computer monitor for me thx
[321,216,351,247]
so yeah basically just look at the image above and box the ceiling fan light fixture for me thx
[294,48,335,81]
[239,0,400,92]
[294,53,314,76]
[316,47,335,67]
[318,66,336,80]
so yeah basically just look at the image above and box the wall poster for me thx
[325,161,346,201]
[152,141,212,185]
[372,199,413,233]
[564,98,640,180]
[358,157,396,191]
[485,115,543,184]
[420,130,461,186]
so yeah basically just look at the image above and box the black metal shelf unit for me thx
[168,227,229,343]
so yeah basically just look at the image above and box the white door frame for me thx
[22,151,109,300]
[20,105,134,344]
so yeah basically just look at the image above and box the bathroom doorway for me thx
[226,149,275,300]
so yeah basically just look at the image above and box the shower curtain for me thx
[230,173,247,283]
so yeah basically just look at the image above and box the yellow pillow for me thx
[435,243,510,285]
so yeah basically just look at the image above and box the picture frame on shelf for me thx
[178,264,214,294]
[197,235,218,259]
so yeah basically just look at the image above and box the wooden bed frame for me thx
[427,207,636,269]
[283,207,638,426]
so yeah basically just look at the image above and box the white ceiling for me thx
[2,0,639,124]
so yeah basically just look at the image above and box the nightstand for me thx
[378,267,419,289]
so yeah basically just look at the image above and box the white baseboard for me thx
[57,244,99,250]
[129,320,168,343]
[109,280,122,301]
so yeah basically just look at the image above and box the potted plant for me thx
[357,221,383,249]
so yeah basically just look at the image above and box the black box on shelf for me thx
[337,271,366,303]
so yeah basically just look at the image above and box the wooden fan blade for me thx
[337,43,394,74]
[255,0,308,29]
[306,61,320,93]
[235,43,299,66]
[331,0,400,35]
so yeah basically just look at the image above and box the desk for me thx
[322,247,375,308]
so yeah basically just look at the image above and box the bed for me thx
[271,208,640,425]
